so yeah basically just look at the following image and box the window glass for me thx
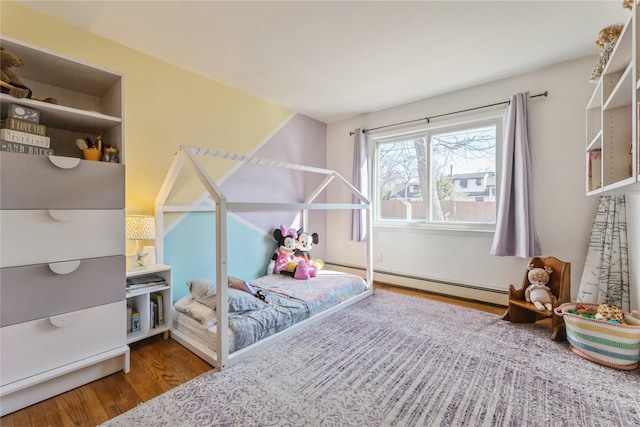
[375,119,499,227]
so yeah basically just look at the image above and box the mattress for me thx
[172,271,367,353]
[172,306,228,352]
[172,287,307,353]
[248,270,368,316]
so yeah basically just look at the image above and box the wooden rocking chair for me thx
[502,256,571,341]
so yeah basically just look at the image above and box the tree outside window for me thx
[375,120,499,225]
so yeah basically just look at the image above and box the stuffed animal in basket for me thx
[590,24,624,82]
[595,303,627,324]
[294,228,324,272]
[270,225,315,280]
[525,264,554,311]
[1,47,57,103]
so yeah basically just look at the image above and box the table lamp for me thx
[126,215,156,270]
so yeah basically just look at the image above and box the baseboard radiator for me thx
[325,262,508,307]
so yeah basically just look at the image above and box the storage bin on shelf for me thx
[554,302,640,370]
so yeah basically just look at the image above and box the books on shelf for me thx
[1,140,53,156]
[131,312,140,332]
[7,103,40,123]
[0,128,50,148]
[150,300,156,329]
[0,110,52,157]
[127,305,133,333]
[3,117,46,136]
[126,273,167,291]
[150,292,164,326]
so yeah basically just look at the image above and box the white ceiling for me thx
[16,1,631,123]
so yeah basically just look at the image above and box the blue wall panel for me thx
[165,212,274,301]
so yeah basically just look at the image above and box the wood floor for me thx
[1,284,506,427]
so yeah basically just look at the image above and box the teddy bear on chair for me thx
[525,264,554,311]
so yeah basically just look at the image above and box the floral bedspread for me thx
[248,270,368,317]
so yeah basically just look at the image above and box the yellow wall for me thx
[1,1,292,213]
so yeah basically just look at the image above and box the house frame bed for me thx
[154,145,373,370]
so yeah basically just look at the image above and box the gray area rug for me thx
[103,290,640,426]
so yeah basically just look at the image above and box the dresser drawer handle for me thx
[48,260,81,275]
[48,210,77,222]
[49,311,80,328]
[48,155,81,169]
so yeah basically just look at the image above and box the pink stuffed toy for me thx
[271,225,314,279]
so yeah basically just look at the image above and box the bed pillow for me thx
[187,280,216,309]
[187,279,267,312]
[174,295,215,324]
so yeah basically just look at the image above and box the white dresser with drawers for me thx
[0,36,129,416]
[0,153,130,415]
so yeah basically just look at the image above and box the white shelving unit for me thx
[0,36,127,416]
[586,6,638,194]
[126,264,172,344]
[0,37,124,160]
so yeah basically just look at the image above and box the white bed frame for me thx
[154,146,373,370]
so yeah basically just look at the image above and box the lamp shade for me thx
[125,215,156,240]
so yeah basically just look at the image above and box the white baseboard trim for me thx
[325,263,508,307]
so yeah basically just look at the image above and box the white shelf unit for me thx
[586,80,603,193]
[126,264,172,344]
[0,36,124,160]
[586,6,638,194]
[0,36,127,416]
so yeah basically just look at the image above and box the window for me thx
[374,118,500,227]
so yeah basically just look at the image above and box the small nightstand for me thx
[126,264,172,344]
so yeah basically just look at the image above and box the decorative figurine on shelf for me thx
[590,24,624,83]
[127,251,148,270]
[103,146,120,163]
[1,46,57,103]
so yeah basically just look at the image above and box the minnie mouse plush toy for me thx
[270,225,314,279]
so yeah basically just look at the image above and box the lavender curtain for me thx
[490,92,541,257]
[350,128,368,242]
[577,195,629,311]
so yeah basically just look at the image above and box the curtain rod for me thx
[349,90,548,135]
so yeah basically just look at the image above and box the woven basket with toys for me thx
[555,302,640,370]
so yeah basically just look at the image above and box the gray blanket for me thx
[228,289,308,351]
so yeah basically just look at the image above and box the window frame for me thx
[371,111,503,233]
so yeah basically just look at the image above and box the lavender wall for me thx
[221,114,328,259]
